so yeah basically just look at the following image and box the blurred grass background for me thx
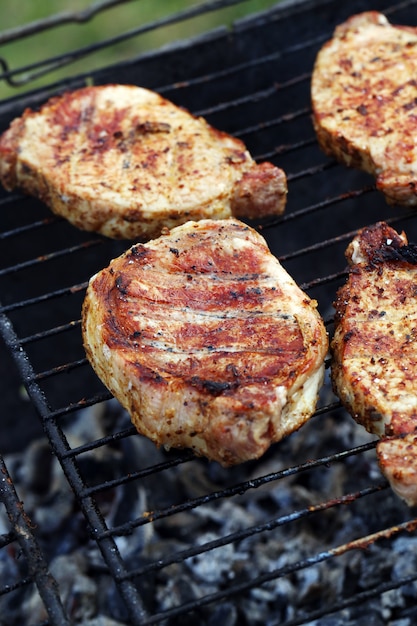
[0,0,281,100]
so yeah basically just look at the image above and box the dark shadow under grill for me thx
[2,1,417,624]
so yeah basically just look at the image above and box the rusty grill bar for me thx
[2,0,417,624]
[0,453,70,626]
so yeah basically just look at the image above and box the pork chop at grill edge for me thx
[82,218,328,466]
[0,84,287,240]
[312,12,417,207]
[331,221,417,505]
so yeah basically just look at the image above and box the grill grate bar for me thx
[285,158,338,180]
[0,0,254,89]
[263,136,318,159]
[385,0,417,15]
[44,392,114,420]
[268,186,376,230]
[0,0,136,45]
[276,574,417,626]
[32,357,88,382]
[236,105,311,142]
[0,216,60,241]
[0,531,14,548]
[136,516,417,626]
[122,483,387,580]
[0,577,32,598]
[0,193,22,206]
[19,319,81,346]
[158,33,326,96]
[0,282,87,315]
[196,87,307,119]
[0,453,70,624]
[61,424,144,458]
[0,240,102,278]
[79,450,196,497]
[91,440,379,535]
[300,269,347,292]
[279,571,417,626]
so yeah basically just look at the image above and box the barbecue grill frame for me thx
[2,1,417,624]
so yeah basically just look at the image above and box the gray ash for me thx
[1,379,417,625]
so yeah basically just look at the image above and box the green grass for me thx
[0,0,280,100]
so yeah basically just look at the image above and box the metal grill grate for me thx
[0,453,69,626]
[2,1,417,624]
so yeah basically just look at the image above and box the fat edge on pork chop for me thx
[0,84,287,239]
[82,218,328,466]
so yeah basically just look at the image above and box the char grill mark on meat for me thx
[0,84,287,240]
[82,218,328,466]
[311,12,417,207]
[331,221,417,505]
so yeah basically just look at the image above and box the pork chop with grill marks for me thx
[82,218,328,466]
[312,12,417,207]
[331,221,417,504]
[0,84,287,240]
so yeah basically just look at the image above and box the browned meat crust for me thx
[311,11,417,207]
[331,221,417,504]
[0,84,287,239]
[82,218,328,466]
[377,434,417,505]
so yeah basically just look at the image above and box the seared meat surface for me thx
[0,84,287,239]
[82,218,328,466]
[312,12,417,207]
[377,434,417,506]
[331,222,417,504]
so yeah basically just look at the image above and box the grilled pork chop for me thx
[82,218,328,466]
[377,434,417,506]
[0,84,287,240]
[311,12,417,207]
[331,222,417,504]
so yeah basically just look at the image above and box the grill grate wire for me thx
[0,0,260,90]
[1,0,417,624]
[0,453,70,626]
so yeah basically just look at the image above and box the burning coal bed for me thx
[1,372,417,626]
